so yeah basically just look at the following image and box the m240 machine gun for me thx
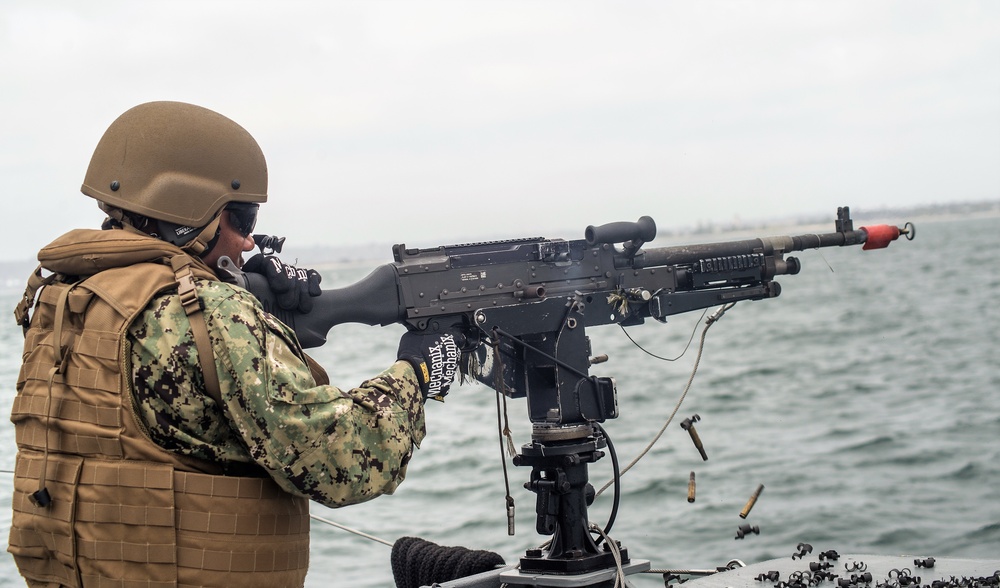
[221,206,914,587]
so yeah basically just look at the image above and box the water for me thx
[0,216,997,587]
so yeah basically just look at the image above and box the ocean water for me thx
[0,216,997,587]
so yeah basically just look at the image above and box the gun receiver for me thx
[221,205,912,578]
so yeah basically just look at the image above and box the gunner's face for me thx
[202,210,255,273]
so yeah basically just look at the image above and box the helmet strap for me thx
[181,214,223,257]
[98,202,155,236]
[97,200,223,256]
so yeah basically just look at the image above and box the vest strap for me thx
[14,264,55,331]
[170,257,225,409]
[32,282,77,508]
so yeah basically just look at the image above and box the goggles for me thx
[226,202,259,238]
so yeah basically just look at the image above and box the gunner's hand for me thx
[397,328,462,401]
[242,254,322,313]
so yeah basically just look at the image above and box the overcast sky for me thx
[2,1,998,262]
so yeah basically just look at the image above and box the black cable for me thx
[619,308,708,362]
[594,422,620,544]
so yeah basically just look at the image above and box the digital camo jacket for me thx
[129,278,427,508]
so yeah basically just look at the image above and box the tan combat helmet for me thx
[81,101,267,250]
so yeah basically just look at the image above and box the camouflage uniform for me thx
[129,278,426,507]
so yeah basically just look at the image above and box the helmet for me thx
[81,101,267,232]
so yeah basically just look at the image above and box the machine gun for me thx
[219,206,914,586]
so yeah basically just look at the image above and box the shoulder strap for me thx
[303,352,330,387]
[14,265,56,333]
[170,256,225,408]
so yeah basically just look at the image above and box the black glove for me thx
[242,254,323,313]
[397,328,461,400]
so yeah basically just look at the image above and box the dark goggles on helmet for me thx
[226,202,259,237]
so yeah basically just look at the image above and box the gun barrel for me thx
[634,228,876,268]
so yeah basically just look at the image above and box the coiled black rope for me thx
[391,536,505,588]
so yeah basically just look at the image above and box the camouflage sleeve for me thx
[202,281,427,508]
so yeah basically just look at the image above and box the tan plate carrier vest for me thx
[9,229,310,588]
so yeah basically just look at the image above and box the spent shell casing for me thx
[739,483,764,519]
